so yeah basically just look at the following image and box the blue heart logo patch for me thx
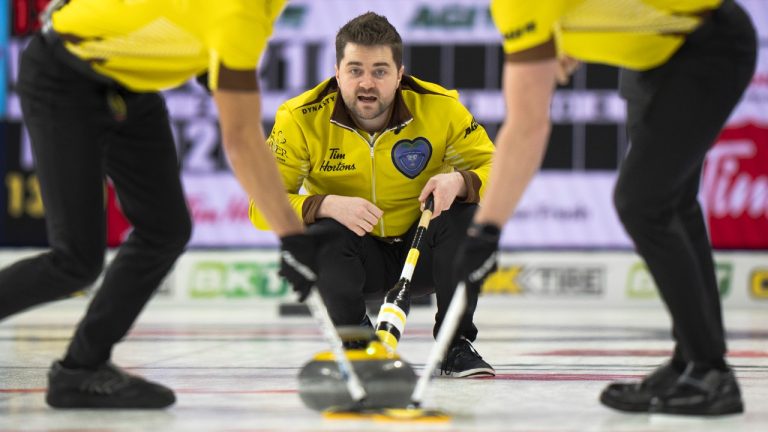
[391,137,432,179]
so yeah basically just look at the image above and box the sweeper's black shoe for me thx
[46,360,176,409]
[600,362,681,413]
[440,338,495,378]
[650,365,744,416]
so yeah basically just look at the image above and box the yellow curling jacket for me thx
[249,75,495,238]
[491,0,722,70]
[50,0,285,91]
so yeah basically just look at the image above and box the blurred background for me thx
[0,0,766,306]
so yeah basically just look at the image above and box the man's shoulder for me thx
[400,75,471,121]
[400,75,460,101]
[281,78,340,116]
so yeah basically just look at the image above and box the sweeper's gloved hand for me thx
[453,223,501,297]
[279,233,318,302]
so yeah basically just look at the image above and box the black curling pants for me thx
[0,34,192,367]
[308,202,479,342]
[614,0,756,365]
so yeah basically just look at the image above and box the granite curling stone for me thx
[298,340,417,411]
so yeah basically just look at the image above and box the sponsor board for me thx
[187,260,288,299]
[702,127,768,248]
[626,262,733,299]
[500,172,631,248]
[751,269,768,299]
[271,1,501,43]
[181,175,279,247]
[2,249,766,306]
[106,180,132,247]
[482,264,605,297]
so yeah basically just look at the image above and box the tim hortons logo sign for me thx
[701,125,768,248]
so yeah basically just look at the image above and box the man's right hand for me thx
[279,233,318,302]
[318,195,383,236]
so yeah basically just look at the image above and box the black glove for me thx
[453,223,501,295]
[279,233,318,302]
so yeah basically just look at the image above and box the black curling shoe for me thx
[46,360,176,409]
[600,362,681,413]
[650,365,744,416]
[440,337,495,378]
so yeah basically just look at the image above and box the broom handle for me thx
[305,289,368,403]
[410,281,467,406]
[399,195,435,280]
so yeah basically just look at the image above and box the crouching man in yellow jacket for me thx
[250,13,496,377]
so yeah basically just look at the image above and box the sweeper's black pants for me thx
[0,34,192,367]
[614,0,756,365]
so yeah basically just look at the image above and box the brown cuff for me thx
[456,171,482,204]
[301,195,328,224]
[504,38,557,62]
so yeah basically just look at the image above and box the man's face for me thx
[335,43,403,128]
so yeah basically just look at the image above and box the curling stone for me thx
[298,340,417,411]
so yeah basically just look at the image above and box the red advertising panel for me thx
[105,181,132,247]
[704,125,768,248]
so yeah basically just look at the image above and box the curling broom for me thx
[374,195,435,352]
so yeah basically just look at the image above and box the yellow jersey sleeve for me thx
[442,101,494,198]
[490,0,568,54]
[207,1,284,90]
[491,0,722,70]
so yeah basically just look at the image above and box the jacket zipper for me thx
[330,119,414,238]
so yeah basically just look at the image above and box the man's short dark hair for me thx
[335,12,403,68]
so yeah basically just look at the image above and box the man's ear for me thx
[398,65,404,83]
[335,64,340,82]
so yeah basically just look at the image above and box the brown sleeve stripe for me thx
[504,38,557,62]
[456,170,482,204]
[216,63,259,91]
[301,195,328,224]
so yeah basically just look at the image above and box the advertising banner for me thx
[703,125,768,248]
[500,172,631,248]
[1,248,765,306]
[271,0,501,43]
[181,175,278,247]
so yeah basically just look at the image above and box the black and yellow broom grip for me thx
[375,195,434,351]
